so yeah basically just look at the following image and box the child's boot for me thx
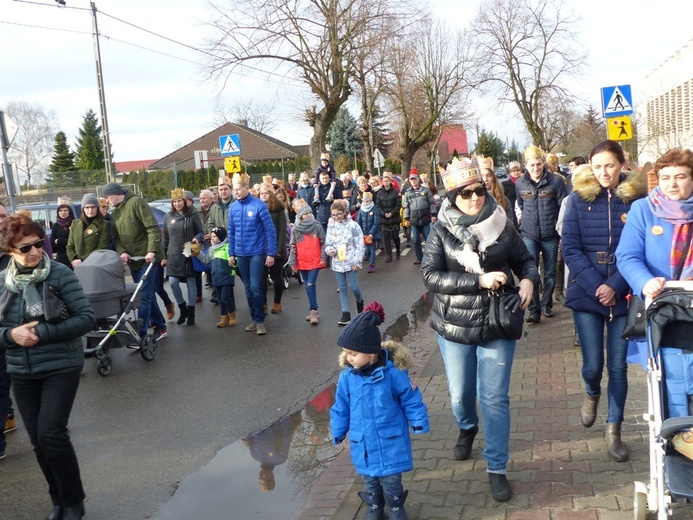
[216,314,229,328]
[227,311,237,327]
[186,307,196,326]
[357,491,384,520]
[176,303,188,325]
[384,490,408,520]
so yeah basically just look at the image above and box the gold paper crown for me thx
[477,156,494,170]
[524,145,545,162]
[441,156,482,192]
[232,172,250,186]
[171,188,186,200]
[545,153,559,166]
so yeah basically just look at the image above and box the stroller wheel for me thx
[140,333,157,361]
[633,482,649,520]
[282,267,290,289]
[96,356,112,377]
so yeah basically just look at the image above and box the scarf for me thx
[360,201,375,212]
[5,251,51,318]
[209,238,227,254]
[647,187,693,279]
[438,195,507,274]
[294,206,319,235]
[56,206,74,231]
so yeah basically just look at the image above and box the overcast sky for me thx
[1,0,691,164]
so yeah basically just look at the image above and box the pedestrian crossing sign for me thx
[607,116,632,141]
[601,85,633,118]
[219,134,241,156]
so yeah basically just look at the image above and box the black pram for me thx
[75,250,157,376]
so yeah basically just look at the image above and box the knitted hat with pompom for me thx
[337,302,385,353]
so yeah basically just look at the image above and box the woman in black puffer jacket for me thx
[421,157,538,503]
[0,214,95,520]
[375,175,402,262]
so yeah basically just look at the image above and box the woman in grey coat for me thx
[162,188,204,325]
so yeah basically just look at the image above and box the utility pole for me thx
[91,2,115,183]
[0,110,18,212]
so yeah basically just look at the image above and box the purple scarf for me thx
[647,187,693,279]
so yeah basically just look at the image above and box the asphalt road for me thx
[0,250,428,520]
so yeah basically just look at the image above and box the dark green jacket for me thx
[111,191,164,271]
[0,261,95,375]
[66,218,111,262]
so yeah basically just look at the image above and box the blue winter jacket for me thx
[356,203,382,240]
[562,170,646,316]
[227,194,277,257]
[516,169,568,241]
[330,342,429,478]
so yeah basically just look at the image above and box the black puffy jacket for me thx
[375,186,402,226]
[421,211,539,345]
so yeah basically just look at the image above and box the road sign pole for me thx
[0,112,17,212]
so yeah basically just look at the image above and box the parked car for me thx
[494,167,509,181]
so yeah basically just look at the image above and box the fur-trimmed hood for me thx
[571,168,646,204]
[338,340,412,370]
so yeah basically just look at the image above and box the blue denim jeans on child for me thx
[236,254,267,324]
[573,311,628,423]
[301,269,320,311]
[334,270,362,313]
[437,334,516,473]
[362,473,403,497]
[216,284,236,315]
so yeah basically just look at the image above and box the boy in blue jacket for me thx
[330,302,429,520]
[195,227,237,327]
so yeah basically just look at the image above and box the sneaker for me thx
[153,328,167,341]
[413,260,422,265]
[256,323,267,335]
[305,312,312,321]
[309,309,319,325]
[338,312,352,326]
[4,414,16,434]
[367,264,375,273]
[245,322,258,332]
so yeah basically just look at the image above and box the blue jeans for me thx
[522,237,559,314]
[412,224,430,261]
[12,368,85,507]
[169,276,197,307]
[573,311,628,423]
[437,333,516,473]
[131,263,166,335]
[236,254,267,324]
[365,243,376,266]
[362,473,403,497]
[216,284,236,315]
[301,269,320,310]
[334,270,363,313]
[0,354,11,453]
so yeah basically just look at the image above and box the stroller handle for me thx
[645,280,693,307]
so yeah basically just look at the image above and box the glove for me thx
[503,292,522,313]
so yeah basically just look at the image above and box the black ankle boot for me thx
[186,306,196,326]
[454,425,478,460]
[45,505,63,520]
[62,501,85,520]
[176,303,188,325]
[489,473,512,502]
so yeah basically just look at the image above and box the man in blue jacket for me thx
[516,146,568,323]
[227,173,277,336]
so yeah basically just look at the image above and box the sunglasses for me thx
[459,186,486,200]
[16,239,45,254]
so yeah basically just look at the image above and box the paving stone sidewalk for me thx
[297,304,653,520]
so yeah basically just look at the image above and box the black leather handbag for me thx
[43,284,70,323]
[488,285,524,340]
[621,294,646,341]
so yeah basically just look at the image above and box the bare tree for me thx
[474,0,586,151]
[384,19,476,175]
[212,96,279,134]
[5,100,58,187]
[204,0,411,170]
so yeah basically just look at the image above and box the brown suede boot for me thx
[581,393,600,428]
[227,311,237,327]
[271,303,282,314]
[605,423,629,462]
[216,314,229,328]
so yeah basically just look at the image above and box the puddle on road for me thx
[155,293,433,520]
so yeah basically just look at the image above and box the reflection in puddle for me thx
[155,294,433,520]
[155,387,340,520]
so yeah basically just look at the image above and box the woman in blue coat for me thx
[562,140,646,462]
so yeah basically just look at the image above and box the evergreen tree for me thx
[75,109,105,171]
[49,131,76,172]
[474,129,504,165]
[327,108,363,160]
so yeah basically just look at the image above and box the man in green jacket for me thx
[102,182,167,341]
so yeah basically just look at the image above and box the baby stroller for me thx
[75,250,157,377]
[282,258,304,288]
[634,281,693,519]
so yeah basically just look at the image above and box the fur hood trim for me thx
[338,340,412,370]
[572,167,647,204]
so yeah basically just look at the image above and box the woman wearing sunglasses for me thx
[0,214,95,519]
[421,157,538,503]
